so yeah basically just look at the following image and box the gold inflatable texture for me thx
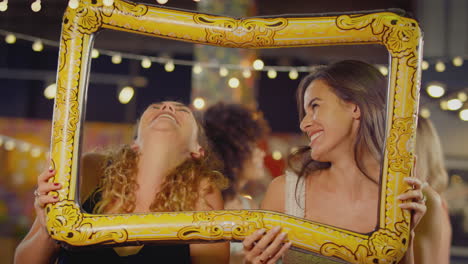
[47,1,423,263]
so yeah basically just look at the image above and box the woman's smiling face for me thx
[300,79,360,162]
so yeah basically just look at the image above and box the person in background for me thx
[414,115,452,264]
[203,102,270,264]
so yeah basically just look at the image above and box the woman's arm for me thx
[413,187,451,264]
[14,218,60,264]
[243,175,291,264]
[190,179,230,264]
[14,170,61,264]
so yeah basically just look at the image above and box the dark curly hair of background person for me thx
[203,102,270,201]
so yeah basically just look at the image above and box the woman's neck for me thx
[133,139,188,211]
[319,149,380,200]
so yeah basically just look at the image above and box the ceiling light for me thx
[452,56,463,67]
[193,63,202,74]
[44,83,57,99]
[420,108,430,118]
[118,86,134,104]
[426,84,445,98]
[193,97,205,110]
[267,69,277,79]
[91,49,100,59]
[447,99,463,111]
[219,67,228,77]
[5,34,16,44]
[289,69,298,80]
[164,61,175,72]
[421,60,429,70]
[228,77,240,88]
[435,61,445,72]
[32,40,44,52]
[460,109,468,121]
[378,65,388,76]
[272,151,282,160]
[253,59,264,70]
[111,54,122,64]
[31,0,41,12]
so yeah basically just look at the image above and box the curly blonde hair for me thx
[93,121,227,214]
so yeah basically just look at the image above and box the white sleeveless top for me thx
[284,170,306,218]
[283,171,348,264]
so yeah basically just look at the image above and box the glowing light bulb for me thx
[31,0,41,12]
[0,1,8,12]
[44,83,57,99]
[378,65,388,76]
[421,60,429,70]
[20,143,31,152]
[91,49,100,59]
[272,151,282,160]
[193,63,202,74]
[141,58,152,68]
[435,61,445,72]
[193,97,205,110]
[460,109,468,121]
[453,56,463,67]
[228,77,240,88]
[69,0,79,9]
[118,86,134,104]
[267,69,277,79]
[164,61,175,72]
[5,140,15,151]
[31,147,42,158]
[420,108,431,119]
[5,34,16,44]
[253,59,264,70]
[426,84,445,98]
[32,40,44,52]
[447,99,463,111]
[157,0,168,4]
[289,69,298,80]
[219,67,228,77]
[242,69,251,78]
[111,54,122,64]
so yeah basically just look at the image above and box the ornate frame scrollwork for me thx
[47,1,422,263]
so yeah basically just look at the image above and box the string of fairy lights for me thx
[2,0,468,119]
[0,134,47,159]
[0,0,205,13]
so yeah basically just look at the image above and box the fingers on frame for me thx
[251,227,282,256]
[258,232,287,262]
[404,177,423,189]
[267,242,292,264]
[243,228,266,251]
[35,194,59,208]
[37,182,62,197]
[399,202,427,213]
[38,169,56,182]
[397,189,423,201]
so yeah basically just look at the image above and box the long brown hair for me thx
[288,60,387,195]
[416,116,448,194]
[94,113,227,214]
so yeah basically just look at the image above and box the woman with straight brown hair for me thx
[414,116,451,264]
[15,101,229,264]
[242,60,427,264]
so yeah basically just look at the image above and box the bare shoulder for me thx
[260,175,285,213]
[196,178,224,211]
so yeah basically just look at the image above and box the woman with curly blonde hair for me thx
[15,101,229,264]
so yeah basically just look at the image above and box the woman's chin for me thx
[310,149,325,162]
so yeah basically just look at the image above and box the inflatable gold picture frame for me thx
[46,0,422,263]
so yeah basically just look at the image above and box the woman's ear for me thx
[351,104,361,120]
[190,146,205,159]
